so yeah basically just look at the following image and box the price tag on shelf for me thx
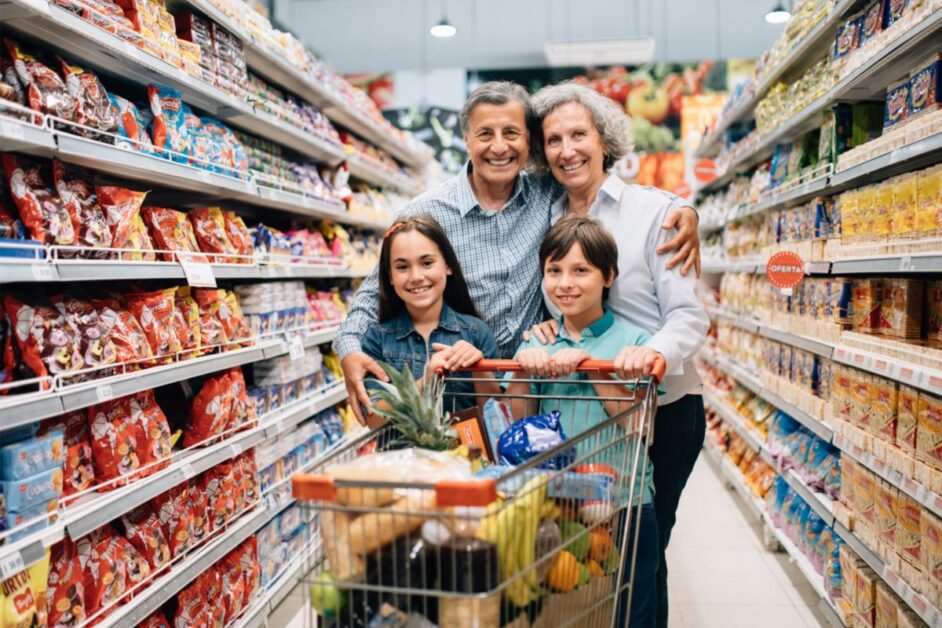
[199,169,211,183]
[872,358,890,375]
[287,336,305,361]
[180,463,197,480]
[179,255,216,288]
[0,552,25,579]
[910,592,928,614]
[96,384,114,402]
[229,442,243,457]
[0,119,25,141]
[899,255,913,271]
[882,565,900,588]
[929,375,942,391]
[31,264,54,281]
[902,478,919,496]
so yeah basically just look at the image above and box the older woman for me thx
[529,83,710,628]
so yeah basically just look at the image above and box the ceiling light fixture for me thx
[430,17,457,38]
[765,2,790,23]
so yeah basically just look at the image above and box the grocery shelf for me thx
[701,258,761,274]
[833,434,942,521]
[829,131,942,191]
[0,522,65,580]
[0,114,57,155]
[252,184,357,223]
[831,344,942,397]
[704,442,767,521]
[758,325,835,359]
[782,468,834,526]
[0,389,75,432]
[226,107,347,167]
[232,539,320,628]
[347,154,425,197]
[835,520,942,628]
[707,307,760,334]
[703,389,771,462]
[831,254,942,275]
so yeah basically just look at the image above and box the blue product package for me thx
[286,522,306,560]
[859,1,884,46]
[280,504,303,539]
[884,79,910,129]
[497,410,574,470]
[910,54,941,118]
[0,467,63,512]
[474,465,612,501]
[0,430,64,481]
[259,464,276,493]
[882,0,909,28]
[147,84,190,164]
[2,498,56,543]
[482,399,512,462]
[0,424,38,447]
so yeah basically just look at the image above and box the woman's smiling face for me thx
[542,101,607,194]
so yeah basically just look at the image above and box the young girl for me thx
[360,214,498,422]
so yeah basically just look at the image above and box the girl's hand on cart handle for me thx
[523,319,559,345]
[515,347,554,377]
[550,348,591,377]
[430,341,483,372]
[613,347,665,381]
[341,352,387,425]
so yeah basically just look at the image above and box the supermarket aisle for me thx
[667,455,827,628]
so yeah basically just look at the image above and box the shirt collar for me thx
[393,303,461,340]
[458,161,528,217]
[551,174,626,222]
[556,309,615,341]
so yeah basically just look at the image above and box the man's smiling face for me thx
[463,101,529,190]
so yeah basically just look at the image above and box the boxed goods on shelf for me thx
[769,411,842,499]
[755,58,836,135]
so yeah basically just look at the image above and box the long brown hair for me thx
[378,214,480,322]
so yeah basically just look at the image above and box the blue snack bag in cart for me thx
[497,409,575,470]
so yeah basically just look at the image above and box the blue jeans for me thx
[615,503,659,627]
[650,395,706,628]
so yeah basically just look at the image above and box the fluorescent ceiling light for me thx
[544,37,655,67]
[429,18,457,38]
[765,3,790,23]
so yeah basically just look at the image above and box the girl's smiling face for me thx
[389,230,452,315]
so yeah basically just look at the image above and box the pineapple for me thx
[368,361,458,451]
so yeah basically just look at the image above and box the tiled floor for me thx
[268,452,831,627]
[666,455,828,628]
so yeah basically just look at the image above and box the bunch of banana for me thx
[476,475,549,607]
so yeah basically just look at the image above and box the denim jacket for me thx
[361,303,499,411]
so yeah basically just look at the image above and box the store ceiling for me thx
[289,0,783,73]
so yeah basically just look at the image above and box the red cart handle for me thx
[452,356,667,384]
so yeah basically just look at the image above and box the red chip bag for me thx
[188,207,235,263]
[2,295,84,380]
[39,411,95,499]
[120,505,170,572]
[192,289,228,350]
[124,212,157,261]
[236,537,259,606]
[50,295,118,378]
[174,287,201,357]
[174,580,211,627]
[5,39,77,122]
[140,206,204,262]
[47,539,86,628]
[92,299,154,368]
[138,610,171,628]
[131,390,171,476]
[222,210,253,258]
[236,452,259,511]
[219,565,245,624]
[82,534,127,617]
[223,291,252,345]
[51,160,112,253]
[94,185,147,255]
[152,484,193,558]
[184,371,234,447]
[56,58,116,142]
[88,396,141,488]
[126,288,181,361]
[225,368,250,433]
[201,462,235,533]
[187,478,209,546]
[2,153,77,245]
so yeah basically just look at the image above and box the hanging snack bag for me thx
[192,288,229,349]
[56,58,116,142]
[184,370,234,447]
[84,534,150,617]
[92,298,154,368]
[189,207,236,263]
[108,94,154,153]
[173,286,202,357]
[126,288,181,361]
[131,390,171,476]
[2,295,84,380]
[222,210,253,258]
[47,539,85,628]
[182,106,213,169]
[39,411,95,499]
[187,478,209,545]
[2,154,77,246]
[94,185,147,254]
[120,505,170,572]
[5,39,77,123]
[140,206,204,262]
[51,160,112,255]
[50,295,118,378]
[88,396,141,489]
[223,290,252,345]
[125,212,158,261]
[152,483,193,558]
[0,568,38,627]
[138,611,170,628]
[146,84,189,164]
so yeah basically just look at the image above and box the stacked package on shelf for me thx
[175,11,247,96]
[117,0,182,67]
[247,348,330,417]
[0,428,64,543]
[767,411,842,500]
[754,0,832,83]
[244,73,342,145]
[755,57,836,135]
[233,281,347,339]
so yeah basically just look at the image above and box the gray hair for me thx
[529,82,633,175]
[459,81,532,133]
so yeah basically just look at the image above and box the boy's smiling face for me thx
[543,241,613,328]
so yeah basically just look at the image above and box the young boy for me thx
[506,213,660,628]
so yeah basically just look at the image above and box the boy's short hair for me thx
[539,214,619,301]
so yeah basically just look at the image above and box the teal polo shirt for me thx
[511,309,656,505]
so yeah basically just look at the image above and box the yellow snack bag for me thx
[874,183,893,238]
[916,165,941,236]
[0,570,38,627]
[841,189,859,242]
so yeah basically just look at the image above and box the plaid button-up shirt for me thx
[333,165,560,359]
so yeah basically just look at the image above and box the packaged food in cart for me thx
[56,58,116,141]
[2,154,77,246]
[51,160,113,254]
[4,39,77,124]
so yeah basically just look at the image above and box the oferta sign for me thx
[766,251,804,293]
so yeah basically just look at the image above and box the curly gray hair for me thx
[529,82,633,175]
[459,81,532,133]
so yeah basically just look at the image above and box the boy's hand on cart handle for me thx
[550,348,591,377]
[515,347,554,377]
[341,352,387,425]
[431,341,483,371]
[657,206,701,278]
[614,347,665,380]
[523,319,559,345]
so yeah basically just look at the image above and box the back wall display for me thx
[383,106,468,176]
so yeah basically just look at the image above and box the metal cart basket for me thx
[291,358,665,627]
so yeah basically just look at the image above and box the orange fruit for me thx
[546,550,580,592]
[588,529,613,562]
[586,559,605,578]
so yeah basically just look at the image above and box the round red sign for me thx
[766,251,805,289]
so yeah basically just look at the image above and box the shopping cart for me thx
[291,357,665,627]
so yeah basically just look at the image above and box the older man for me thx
[334,81,700,421]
